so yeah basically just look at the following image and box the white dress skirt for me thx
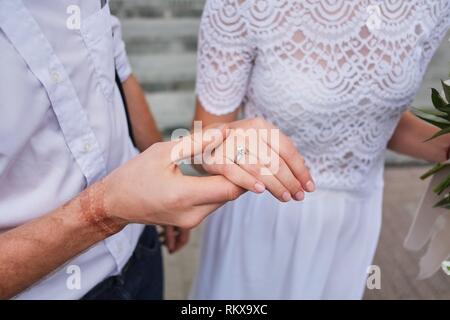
[190,0,450,299]
[191,162,384,299]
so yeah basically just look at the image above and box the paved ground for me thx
[364,166,450,299]
[163,165,450,300]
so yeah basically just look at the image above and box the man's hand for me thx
[0,125,241,299]
[103,125,244,229]
[202,118,315,202]
[0,119,309,298]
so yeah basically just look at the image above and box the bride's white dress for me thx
[191,0,450,299]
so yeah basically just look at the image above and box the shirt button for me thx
[50,70,60,83]
[83,142,92,153]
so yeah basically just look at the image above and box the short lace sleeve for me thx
[196,0,256,115]
[421,0,450,64]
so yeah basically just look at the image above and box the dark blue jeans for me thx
[82,226,163,300]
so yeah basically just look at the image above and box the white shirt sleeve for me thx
[111,15,132,82]
[195,0,257,115]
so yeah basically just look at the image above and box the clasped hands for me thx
[102,118,314,250]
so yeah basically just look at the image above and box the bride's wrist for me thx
[434,135,450,163]
[439,132,450,162]
[445,144,450,162]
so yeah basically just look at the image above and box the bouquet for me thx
[411,79,450,276]
[414,80,450,208]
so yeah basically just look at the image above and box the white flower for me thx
[441,260,450,276]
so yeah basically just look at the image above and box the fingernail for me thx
[306,181,315,192]
[254,183,265,193]
[295,191,304,201]
[282,191,292,202]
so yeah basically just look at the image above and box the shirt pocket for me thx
[80,4,115,101]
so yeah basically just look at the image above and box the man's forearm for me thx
[0,115,296,299]
[388,111,450,163]
[0,181,125,299]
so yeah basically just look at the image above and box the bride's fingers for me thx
[204,157,266,194]
[254,138,304,200]
[258,122,315,192]
[229,131,303,200]
[288,154,314,192]
[238,153,291,202]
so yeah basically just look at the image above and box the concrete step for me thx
[111,0,206,18]
[122,18,199,55]
[147,90,195,133]
[130,53,197,91]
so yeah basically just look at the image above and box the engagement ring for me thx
[235,145,246,163]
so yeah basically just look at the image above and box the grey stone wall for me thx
[111,0,450,165]
[110,0,206,18]
[111,0,201,138]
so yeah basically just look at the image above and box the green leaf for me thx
[412,106,447,116]
[421,163,450,180]
[434,202,450,210]
[442,80,450,104]
[433,175,450,195]
[416,115,450,129]
[431,88,449,112]
[425,126,450,141]
[437,104,450,114]
[434,194,450,208]
[434,201,450,209]
[412,107,450,122]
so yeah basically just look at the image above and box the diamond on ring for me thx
[236,145,246,163]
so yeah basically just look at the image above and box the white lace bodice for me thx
[196,0,450,191]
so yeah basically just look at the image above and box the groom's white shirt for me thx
[0,0,144,299]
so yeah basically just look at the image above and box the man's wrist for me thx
[78,180,127,237]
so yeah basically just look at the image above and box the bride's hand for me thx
[202,118,314,202]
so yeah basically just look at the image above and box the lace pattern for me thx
[196,0,450,190]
